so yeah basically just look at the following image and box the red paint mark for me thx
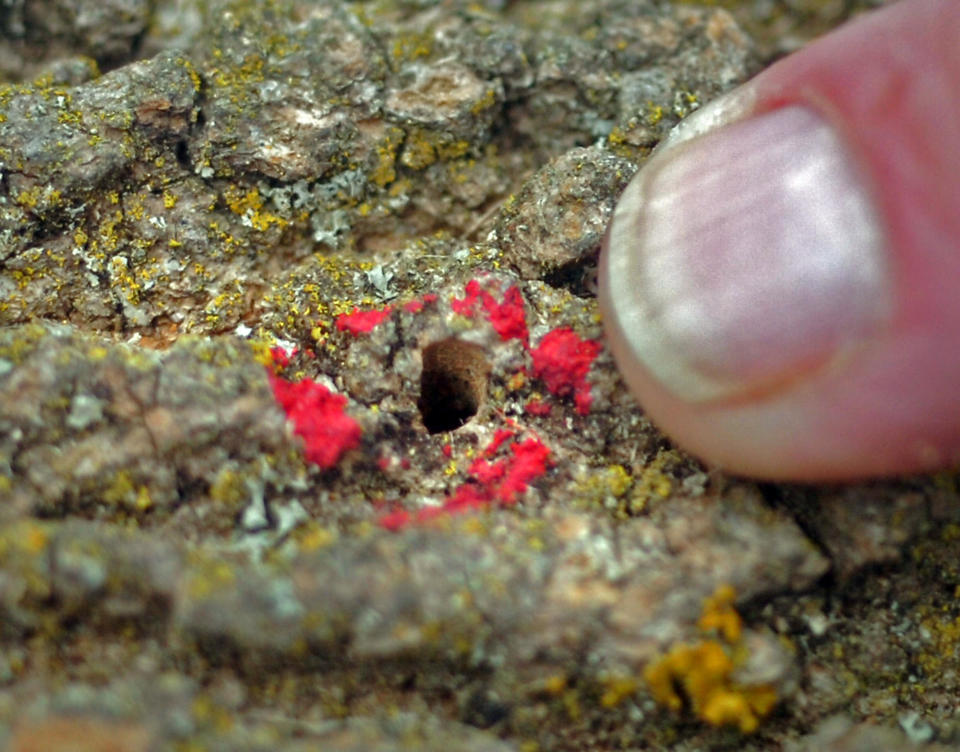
[404,293,439,314]
[268,373,361,469]
[531,328,602,415]
[486,285,529,343]
[450,279,482,316]
[270,346,295,369]
[451,279,529,344]
[484,428,515,457]
[335,306,393,335]
[487,437,551,504]
[428,484,488,519]
[380,509,411,531]
[524,399,552,417]
[378,429,551,529]
[448,279,600,413]
[307,277,602,528]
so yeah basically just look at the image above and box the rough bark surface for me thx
[2,1,954,751]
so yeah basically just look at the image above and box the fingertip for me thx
[601,0,960,480]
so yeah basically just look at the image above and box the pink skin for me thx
[600,0,960,480]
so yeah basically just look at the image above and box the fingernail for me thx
[602,104,891,402]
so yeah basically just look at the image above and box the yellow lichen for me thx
[435,140,471,160]
[102,470,151,510]
[177,56,203,93]
[401,131,437,170]
[23,523,49,554]
[295,524,336,552]
[913,593,960,681]
[643,585,777,734]
[629,448,676,512]
[469,88,498,116]
[507,371,527,391]
[573,464,636,518]
[646,100,664,125]
[600,675,639,708]
[14,186,42,209]
[208,468,245,506]
[134,485,153,511]
[607,125,627,146]
[223,184,288,232]
[542,674,567,696]
[370,127,403,188]
[391,32,434,62]
[698,584,742,643]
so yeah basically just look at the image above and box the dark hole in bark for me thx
[542,258,598,298]
[418,337,490,434]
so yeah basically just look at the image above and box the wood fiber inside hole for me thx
[418,337,490,434]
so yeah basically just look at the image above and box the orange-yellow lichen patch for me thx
[223,184,288,232]
[542,674,568,696]
[600,675,639,708]
[914,602,960,680]
[630,448,677,511]
[643,585,777,734]
[23,523,49,555]
[698,583,742,643]
[294,523,336,552]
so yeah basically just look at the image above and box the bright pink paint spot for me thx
[331,277,602,528]
[524,399,552,416]
[484,428,515,457]
[531,328,602,415]
[270,346,295,368]
[451,279,483,316]
[432,484,488,516]
[380,509,411,531]
[468,456,502,485]
[404,293,439,314]
[486,285,529,343]
[378,430,551,529]
[268,373,361,469]
[335,306,393,335]
[450,280,529,344]
[493,438,551,503]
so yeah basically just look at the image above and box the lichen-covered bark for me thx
[1,1,958,751]
[1,0,754,339]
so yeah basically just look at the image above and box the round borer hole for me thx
[418,337,490,434]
